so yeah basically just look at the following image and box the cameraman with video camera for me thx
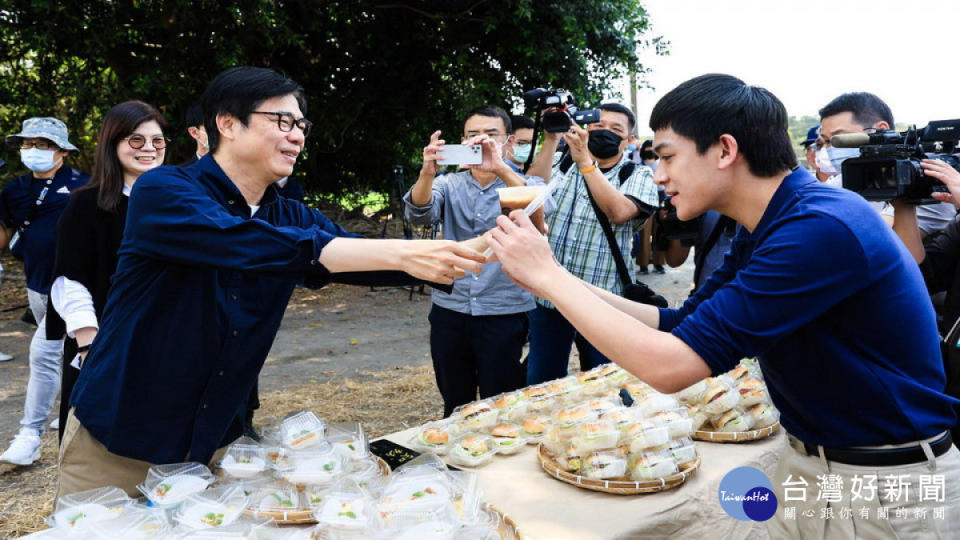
[893,156,960,442]
[524,98,659,384]
[819,92,957,233]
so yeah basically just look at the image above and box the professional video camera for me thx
[835,119,960,204]
[522,88,600,133]
[657,196,700,242]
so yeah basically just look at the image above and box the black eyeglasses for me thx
[124,135,168,150]
[20,140,58,151]
[252,111,312,137]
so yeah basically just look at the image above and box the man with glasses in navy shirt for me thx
[57,67,485,496]
[489,74,960,537]
[0,117,88,466]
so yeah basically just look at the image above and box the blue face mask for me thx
[511,144,531,163]
[20,148,61,173]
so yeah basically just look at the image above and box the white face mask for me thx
[20,148,61,173]
[816,146,860,177]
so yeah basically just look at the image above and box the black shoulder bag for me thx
[579,162,669,308]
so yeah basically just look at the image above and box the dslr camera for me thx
[657,196,700,242]
[836,119,960,204]
[522,88,600,133]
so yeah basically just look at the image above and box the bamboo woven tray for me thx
[242,455,391,525]
[693,421,780,443]
[486,503,524,539]
[537,444,700,495]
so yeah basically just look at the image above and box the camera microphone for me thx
[830,133,871,148]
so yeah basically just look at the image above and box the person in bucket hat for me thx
[0,117,89,465]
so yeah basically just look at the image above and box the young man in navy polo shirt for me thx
[0,117,89,465]
[489,74,960,537]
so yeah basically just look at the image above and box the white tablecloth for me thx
[382,428,785,539]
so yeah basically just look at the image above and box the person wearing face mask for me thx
[524,103,660,384]
[819,92,958,234]
[504,115,535,173]
[179,101,209,166]
[42,101,168,447]
[800,125,830,182]
[0,117,89,465]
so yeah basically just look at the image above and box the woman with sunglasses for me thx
[46,101,168,440]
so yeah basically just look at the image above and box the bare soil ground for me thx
[0,250,693,537]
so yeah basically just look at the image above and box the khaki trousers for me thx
[767,433,960,539]
[57,409,228,499]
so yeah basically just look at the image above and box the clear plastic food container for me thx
[520,415,551,444]
[651,408,695,439]
[488,423,526,455]
[625,420,670,453]
[491,391,528,423]
[737,378,769,408]
[447,433,497,468]
[377,473,453,520]
[569,421,620,454]
[700,380,740,415]
[138,462,216,507]
[453,400,499,432]
[313,482,375,536]
[583,449,628,480]
[408,421,453,455]
[710,407,756,432]
[278,448,344,486]
[521,385,558,413]
[86,506,171,539]
[672,379,707,403]
[328,421,369,461]
[540,424,567,456]
[551,403,596,435]
[557,445,583,473]
[280,411,326,451]
[748,403,780,429]
[48,486,134,531]
[629,450,679,481]
[219,443,268,479]
[633,393,680,418]
[667,437,698,466]
[251,484,302,513]
[174,485,250,530]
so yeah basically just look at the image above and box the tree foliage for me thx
[0,0,666,198]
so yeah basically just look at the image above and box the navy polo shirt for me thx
[0,166,89,293]
[659,168,958,447]
[70,155,359,464]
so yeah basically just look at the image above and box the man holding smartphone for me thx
[404,106,545,416]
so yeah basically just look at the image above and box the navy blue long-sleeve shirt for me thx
[658,168,957,448]
[70,155,358,464]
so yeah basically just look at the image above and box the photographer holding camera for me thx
[819,92,957,233]
[658,202,738,294]
[524,102,659,385]
[404,105,544,416]
[893,157,960,442]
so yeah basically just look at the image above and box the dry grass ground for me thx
[0,364,442,538]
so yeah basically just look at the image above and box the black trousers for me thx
[428,304,528,417]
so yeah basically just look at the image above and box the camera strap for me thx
[692,215,736,287]
[580,163,638,290]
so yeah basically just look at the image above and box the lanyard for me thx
[20,176,55,232]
